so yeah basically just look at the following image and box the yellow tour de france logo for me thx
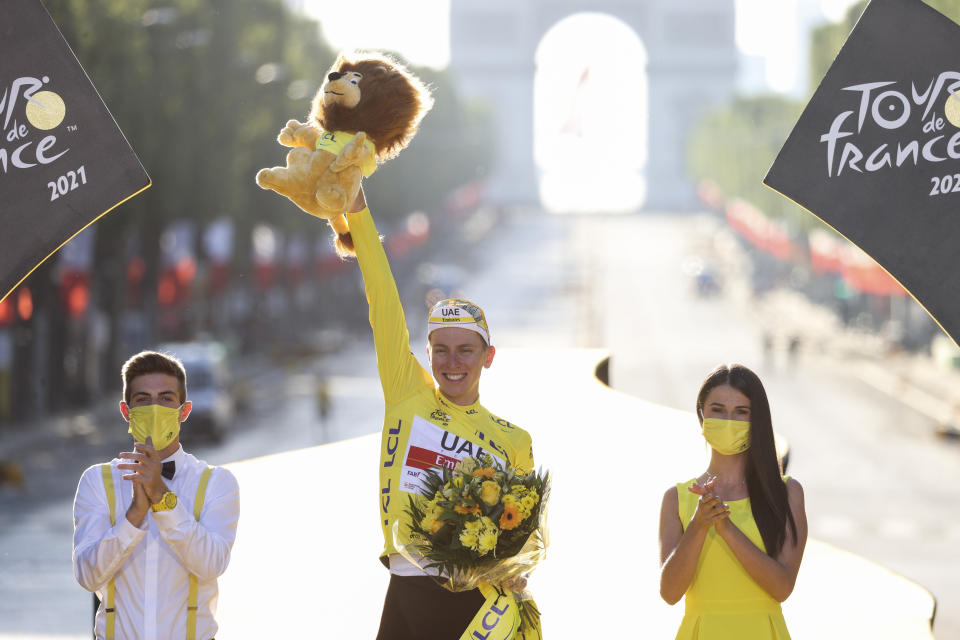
[24,91,66,131]
[945,90,960,129]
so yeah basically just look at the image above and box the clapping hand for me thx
[688,474,729,532]
[688,473,719,497]
[118,437,166,505]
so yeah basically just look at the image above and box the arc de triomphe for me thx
[449,0,737,211]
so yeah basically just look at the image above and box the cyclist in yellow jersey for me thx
[659,363,807,640]
[340,190,535,640]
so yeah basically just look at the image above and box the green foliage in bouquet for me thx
[405,454,549,576]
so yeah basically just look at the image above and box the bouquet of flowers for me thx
[395,453,550,636]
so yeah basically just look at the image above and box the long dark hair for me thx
[696,363,797,557]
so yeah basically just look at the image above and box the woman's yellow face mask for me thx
[701,418,751,455]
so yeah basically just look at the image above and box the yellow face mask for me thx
[701,418,751,455]
[127,404,181,451]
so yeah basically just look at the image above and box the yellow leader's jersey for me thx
[347,207,535,562]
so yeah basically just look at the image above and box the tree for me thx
[808,1,867,94]
[689,0,960,231]
[687,94,809,227]
[40,0,337,394]
[22,3,495,408]
[810,1,960,92]
[364,61,495,221]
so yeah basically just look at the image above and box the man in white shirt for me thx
[72,350,240,640]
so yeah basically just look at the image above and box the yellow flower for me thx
[421,512,446,534]
[502,494,517,506]
[460,531,479,550]
[456,457,478,475]
[453,475,465,489]
[454,502,481,515]
[477,530,499,554]
[499,504,522,530]
[464,519,483,534]
[480,480,501,506]
[521,494,537,511]
[472,467,495,480]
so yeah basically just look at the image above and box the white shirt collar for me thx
[161,444,186,466]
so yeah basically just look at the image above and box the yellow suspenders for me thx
[100,464,117,640]
[187,467,213,640]
[100,463,214,640]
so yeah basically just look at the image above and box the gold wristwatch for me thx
[150,491,178,512]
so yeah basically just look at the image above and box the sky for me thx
[296,0,863,97]
[736,0,863,95]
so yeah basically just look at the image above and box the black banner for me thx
[764,0,960,345]
[0,0,150,301]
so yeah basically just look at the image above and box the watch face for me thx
[164,492,177,509]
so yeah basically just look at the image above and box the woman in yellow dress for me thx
[658,363,808,639]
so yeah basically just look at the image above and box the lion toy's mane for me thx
[315,51,433,164]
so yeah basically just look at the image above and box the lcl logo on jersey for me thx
[1,75,70,174]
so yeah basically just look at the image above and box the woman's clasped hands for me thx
[687,474,730,532]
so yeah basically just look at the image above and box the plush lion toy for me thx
[256,51,433,256]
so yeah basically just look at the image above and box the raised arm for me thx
[345,190,433,403]
[713,478,808,602]
[517,432,535,472]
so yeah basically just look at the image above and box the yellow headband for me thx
[427,298,489,345]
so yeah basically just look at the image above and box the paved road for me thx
[1,208,957,638]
